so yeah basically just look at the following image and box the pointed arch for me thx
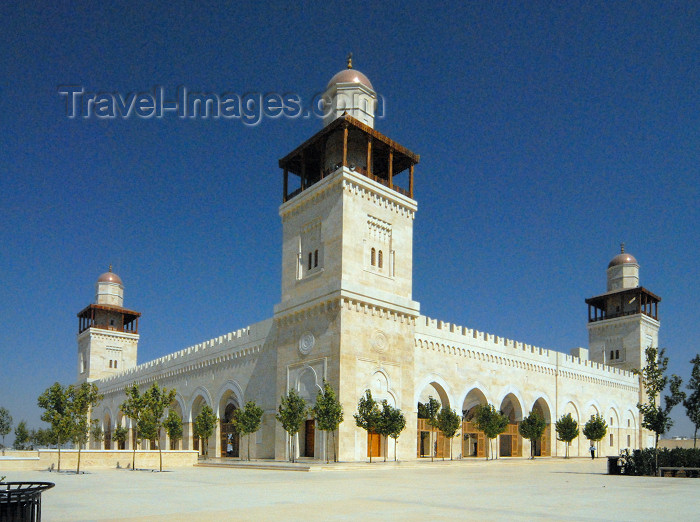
[415,374,453,409]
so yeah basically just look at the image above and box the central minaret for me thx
[273,59,420,461]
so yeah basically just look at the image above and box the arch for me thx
[366,369,397,407]
[188,386,214,422]
[499,392,523,423]
[531,396,552,423]
[215,380,244,411]
[102,408,113,450]
[583,400,601,422]
[460,385,489,418]
[415,374,452,409]
[171,393,186,417]
[295,366,322,406]
[496,387,525,422]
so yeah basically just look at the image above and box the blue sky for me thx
[1,1,698,441]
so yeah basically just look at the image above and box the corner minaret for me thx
[585,245,661,372]
[76,267,140,383]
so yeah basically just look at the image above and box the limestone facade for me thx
[82,64,657,461]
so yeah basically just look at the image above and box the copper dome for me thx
[608,253,638,268]
[97,268,123,285]
[326,68,374,90]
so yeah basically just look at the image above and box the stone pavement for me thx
[4,457,699,521]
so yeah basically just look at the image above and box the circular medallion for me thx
[299,333,315,355]
[371,330,388,353]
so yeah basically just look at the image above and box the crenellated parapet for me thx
[415,315,638,392]
[97,319,273,393]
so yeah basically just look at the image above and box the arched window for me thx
[114,360,117,368]
[609,350,614,361]
[615,350,619,359]
[314,249,318,268]
[378,250,383,269]
[609,433,614,446]
[371,248,376,266]
[109,360,113,368]
[308,252,312,270]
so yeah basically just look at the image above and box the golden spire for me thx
[620,243,625,254]
[109,264,113,272]
[347,52,353,69]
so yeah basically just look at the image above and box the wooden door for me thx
[305,419,315,457]
[368,432,381,458]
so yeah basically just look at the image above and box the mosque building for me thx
[79,60,658,460]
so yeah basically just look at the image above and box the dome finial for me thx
[347,52,353,69]
[620,242,625,254]
[109,264,113,272]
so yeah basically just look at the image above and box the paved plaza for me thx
[5,458,698,521]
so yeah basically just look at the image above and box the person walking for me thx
[589,443,595,459]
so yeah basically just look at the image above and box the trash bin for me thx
[607,456,621,475]
[0,482,55,521]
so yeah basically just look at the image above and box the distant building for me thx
[79,61,657,460]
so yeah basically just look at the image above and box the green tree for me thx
[473,404,508,460]
[164,411,183,450]
[554,413,579,458]
[120,383,146,470]
[519,411,547,459]
[192,405,218,458]
[13,421,30,450]
[276,389,307,463]
[375,400,395,462]
[683,354,700,448]
[424,397,441,461]
[31,428,53,449]
[354,390,381,463]
[69,382,103,474]
[312,381,344,463]
[0,407,12,451]
[38,382,73,471]
[386,405,406,462]
[582,414,607,457]
[634,346,685,471]
[113,425,128,450]
[417,402,429,419]
[91,424,104,448]
[435,406,461,461]
[139,383,176,471]
[233,401,264,461]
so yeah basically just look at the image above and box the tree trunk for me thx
[159,441,163,472]
[394,437,397,461]
[77,445,81,474]
[694,426,697,449]
[333,430,337,462]
[248,434,251,461]
[58,443,62,472]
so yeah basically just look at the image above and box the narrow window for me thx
[627,435,630,447]
[109,360,112,368]
[378,250,383,269]
[609,434,614,446]
[114,360,117,368]
[308,252,312,270]
[615,350,619,360]
[610,417,613,426]
[314,249,318,268]
[627,419,630,427]
[110,319,115,326]
[371,248,376,266]
[609,350,614,361]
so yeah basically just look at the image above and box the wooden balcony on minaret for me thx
[279,114,419,202]
[585,287,660,323]
[77,304,141,334]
